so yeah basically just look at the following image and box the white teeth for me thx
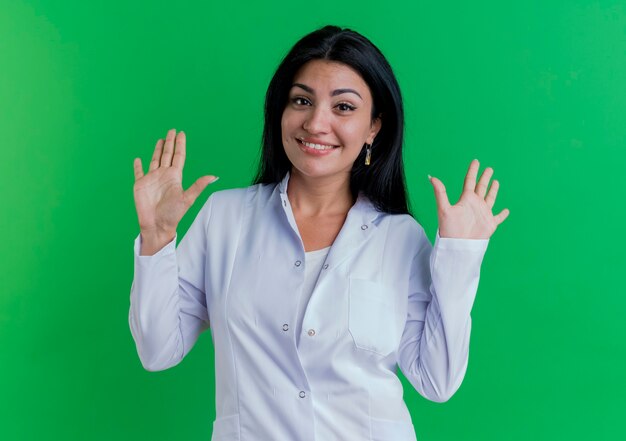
[300,139,336,150]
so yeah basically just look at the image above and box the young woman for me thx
[129,25,509,441]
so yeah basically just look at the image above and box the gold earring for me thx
[364,143,372,166]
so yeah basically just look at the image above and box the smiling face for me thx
[281,59,381,181]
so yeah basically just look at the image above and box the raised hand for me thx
[429,159,509,240]
[133,129,218,254]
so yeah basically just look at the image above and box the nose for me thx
[303,105,331,134]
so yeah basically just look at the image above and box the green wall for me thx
[1,1,624,439]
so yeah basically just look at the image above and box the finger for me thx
[494,208,510,225]
[475,166,493,199]
[485,179,499,209]
[160,128,176,167]
[149,138,164,172]
[133,158,144,181]
[183,175,219,207]
[429,175,451,211]
[172,131,186,170]
[463,159,480,193]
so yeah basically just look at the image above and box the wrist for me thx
[140,225,175,241]
[139,229,176,256]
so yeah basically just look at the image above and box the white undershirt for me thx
[295,246,331,345]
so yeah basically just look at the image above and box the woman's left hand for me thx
[429,159,510,240]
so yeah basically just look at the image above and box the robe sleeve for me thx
[128,195,214,372]
[397,228,489,402]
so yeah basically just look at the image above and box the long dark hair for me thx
[253,25,410,215]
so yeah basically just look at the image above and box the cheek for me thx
[281,110,297,136]
[339,120,372,145]
[280,115,290,145]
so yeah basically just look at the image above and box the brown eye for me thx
[337,102,356,112]
[291,97,311,106]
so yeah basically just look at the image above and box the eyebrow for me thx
[292,83,363,100]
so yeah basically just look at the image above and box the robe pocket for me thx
[211,413,240,441]
[348,278,400,357]
[370,416,417,441]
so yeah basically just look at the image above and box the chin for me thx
[290,164,351,181]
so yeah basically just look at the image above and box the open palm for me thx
[133,129,218,238]
[429,159,509,240]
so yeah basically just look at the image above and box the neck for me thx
[286,168,355,217]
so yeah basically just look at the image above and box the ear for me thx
[367,115,382,144]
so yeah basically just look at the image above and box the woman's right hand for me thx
[133,129,218,255]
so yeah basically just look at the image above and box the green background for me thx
[1,0,624,439]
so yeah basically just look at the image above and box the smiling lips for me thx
[296,137,339,151]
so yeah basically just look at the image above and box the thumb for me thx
[428,175,451,211]
[184,175,219,206]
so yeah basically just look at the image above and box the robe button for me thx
[299,391,306,398]
[322,264,329,270]
[282,324,289,331]
[361,224,368,230]
[307,329,316,337]
[294,260,302,267]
